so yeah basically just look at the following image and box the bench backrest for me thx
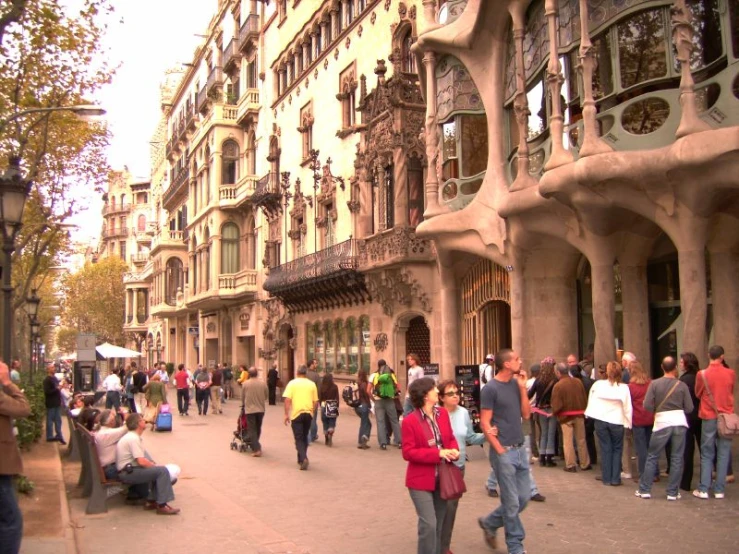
[76,425,111,484]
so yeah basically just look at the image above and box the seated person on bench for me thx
[115,413,180,515]
[96,409,148,503]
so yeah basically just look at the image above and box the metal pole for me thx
[2,241,14,364]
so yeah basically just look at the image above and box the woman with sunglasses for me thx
[437,379,485,554]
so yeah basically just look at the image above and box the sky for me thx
[68,0,217,244]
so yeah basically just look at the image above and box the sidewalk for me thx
[18,440,76,554]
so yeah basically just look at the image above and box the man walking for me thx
[174,364,190,416]
[195,367,211,415]
[210,364,224,414]
[115,413,180,514]
[635,356,693,501]
[132,362,148,414]
[0,361,31,554]
[283,365,318,470]
[42,363,65,444]
[241,367,268,457]
[552,362,591,472]
[267,362,278,405]
[479,349,531,554]
[102,368,122,410]
[371,359,402,449]
[306,359,321,442]
[694,345,735,499]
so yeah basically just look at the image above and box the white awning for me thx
[95,342,142,359]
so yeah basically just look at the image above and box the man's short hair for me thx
[297,365,308,375]
[661,357,677,372]
[556,363,569,376]
[125,413,143,431]
[178,363,185,370]
[494,349,513,371]
[708,345,725,361]
[529,363,540,377]
[248,367,257,378]
[377,359,387,369]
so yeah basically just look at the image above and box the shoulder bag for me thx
[415,410,467,500]
[701,372,739,439]
[322,399,339,419]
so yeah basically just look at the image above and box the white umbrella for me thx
[95,342,142,359]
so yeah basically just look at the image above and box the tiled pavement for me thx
[63,400,739,554]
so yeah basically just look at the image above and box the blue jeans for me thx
[482,445,530,554]
[290,413,312,464]
[403,396,414,417]
[538,410,556,455]
[699,418,732,494]
[632,425,652,478]
[320,411,337,435]
[354,403,372,443]
[595,420,623,485]
[45,406,63,441]
[486,436,540,497]
[638,426,686,496]
[309,405,319,442]
[0,475,22,554]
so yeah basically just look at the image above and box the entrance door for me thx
[405,316,431,367]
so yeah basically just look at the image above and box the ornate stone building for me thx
[412,0,739,377]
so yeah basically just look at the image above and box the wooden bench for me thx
[76,426,125,514]
[65,414,81,462]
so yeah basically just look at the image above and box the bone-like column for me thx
[590,261,616,369]
[421,51,444,218]
[709,248,739,372]
[620,263,650,370]
[677,219,709,365]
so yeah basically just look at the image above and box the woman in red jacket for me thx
[402,377,460,554]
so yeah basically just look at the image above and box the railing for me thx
[152,229,185,250]
[223,38,239,70]
[222,105,238,120]
[197,86,208,112]
[131,252,149,264]
[219,175,257,208]
[238,14,259,52]
[206,66,223,94]
[102,202,130,216]
[237,88,260,123]
[264,239,359,291]
[163,166,189,207]
[185,103,195,129]
[101,227,129,239]
[357,226,434,268]
[218,269,258,290]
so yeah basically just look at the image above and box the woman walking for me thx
[319,373,340,446]
[402,377,459,554]
[143,373,167,430]
[355,370,373,449]
[528,358,558,467]
[437,379,484,554]
[679,351,701,490]
[585,361,633,486]
[628,360,654,479]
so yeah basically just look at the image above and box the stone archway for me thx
[393,311,430,388]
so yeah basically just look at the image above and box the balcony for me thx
[131,252,149,265]
[197,86,208,114]
[102,202,130,216]
[219,175,258,210]
[357,226,435,271]
[134,230,153,245]
[223,38,240,73]
[236,88,260,127]
[185,103,196,130]
[263,239,369,313]
[163,166,190,210]
[150,229,187,256]
[238,14,259,53]
[218,269,258,301]
[251,172,281,217]
[206,66,223,96]
[101,227,128,239]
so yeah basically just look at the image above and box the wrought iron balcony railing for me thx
[238,14,259,52]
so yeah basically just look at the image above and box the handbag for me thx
[701,372,739,439]
[439,460,467,501]
[322,399,339,419]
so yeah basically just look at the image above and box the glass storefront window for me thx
[347,318,359,374]
[324,322,335,373]
[336,320,347,373]
[618,9,667,90]
[306,322,315,367]
[314,322,324,372]
[360,316,370,374]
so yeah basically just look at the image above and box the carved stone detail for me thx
[365,267,432,316]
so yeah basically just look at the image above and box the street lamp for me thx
[0,104,104,363]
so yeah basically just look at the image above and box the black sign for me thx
[423,363,440,382]
[455,364,482,432]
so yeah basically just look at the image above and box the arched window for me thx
[120,193,126,208]
[245,216,256,269]
[222,140,239,185]
[137,214,146,232]
[221,222,240,273]
[165,258,184,305]
[247,132,257,175]
[401,31,417,73]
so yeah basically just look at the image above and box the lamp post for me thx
[0,104,105,363]
[29,316,40,383]
[26,288,41,381]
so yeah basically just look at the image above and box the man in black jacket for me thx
[42,363,65,444]
[267,363,278,405]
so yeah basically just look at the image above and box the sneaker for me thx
[530,493,546,502]
[634,490,651,499]
[692,489,709,499]
[667,493,682,501]
[621,472,633,479]
[477,517,497,550]
[714,492,725,499]
[487,488,499,498]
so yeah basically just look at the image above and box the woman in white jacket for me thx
[585,361,633,486]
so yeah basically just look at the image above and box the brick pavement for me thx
[64,399,739,554]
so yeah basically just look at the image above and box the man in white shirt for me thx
[116,413,180,515]
[402,353,425,417]
[155,362,170,385]
[102,370,122,410]
[480,354,495,387]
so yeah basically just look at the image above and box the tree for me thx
[60,257,127,345]
[55,326,78,356]
[0,0,115,355]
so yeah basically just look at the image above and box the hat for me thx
[485,353,494,360]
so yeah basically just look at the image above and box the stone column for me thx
[131,288,138,325]
[590,261,617,369]
[393,148,409,227]
[709,248,739,375]
[357,168,373,238]
[677,219,708,365]
[376,165,387,231]
[509,262,524,359]
[331,9,339,38]
[439,264,459,380]
[421,51,443,218]
[321,20,329,48]
[302,42,310,70]
[621,263,651,370]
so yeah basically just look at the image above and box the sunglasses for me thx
[442,391,460,397]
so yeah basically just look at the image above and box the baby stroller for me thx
[230,405,251,452]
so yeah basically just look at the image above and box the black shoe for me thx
[545,455,557,467]
[530,493,546,502]
[57,438,67,445]
[380,444,387,450]
[487,488,499,498]
[564,466,577,473]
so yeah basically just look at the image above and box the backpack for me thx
[224,368,233,380]
[342,384,361,408]
[375,372,397,399]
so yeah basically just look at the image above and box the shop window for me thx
[307,323,316,367]
[221,222,240,273]
[324,322,335,373]
[360,316,370,373]
[336,320,347,372]
[618,9,667,90]
[222,140,239,185]
[347,318,359,374]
